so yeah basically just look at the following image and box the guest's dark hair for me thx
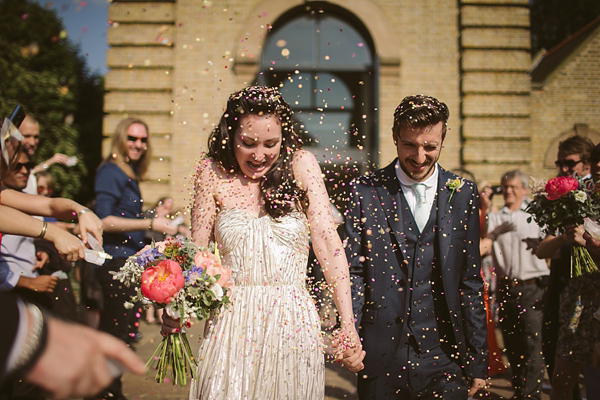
[207,86,306,218]
[392,94,449,140]
[558,135,595,163]
[590,144,600,164]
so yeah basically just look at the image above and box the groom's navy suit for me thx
[344,161,487,398]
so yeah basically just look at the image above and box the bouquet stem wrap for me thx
[148,330,196,385]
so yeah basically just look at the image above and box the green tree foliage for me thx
[0,0,103,201]
[531,0,600,55]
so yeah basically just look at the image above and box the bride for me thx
[162,86,364,399]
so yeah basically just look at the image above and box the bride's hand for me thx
[334,326,366,372]
[160,313,181,335]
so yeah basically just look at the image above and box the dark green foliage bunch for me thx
[0,0,103,200]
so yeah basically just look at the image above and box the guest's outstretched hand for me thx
[26,316,145,399]
[45,224,85,262]
[77,210,104,248]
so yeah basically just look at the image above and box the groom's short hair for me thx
[393,94,449,140]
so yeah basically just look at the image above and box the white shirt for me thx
[395,160,439,217]
[0,234,38,291]
[487,200,550,281]
[23,172,36,195]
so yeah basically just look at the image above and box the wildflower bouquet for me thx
[526,175,600,277]
[111,237,231,385]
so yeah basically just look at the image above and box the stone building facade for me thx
[104,0,537,210]
[530,16,600,180]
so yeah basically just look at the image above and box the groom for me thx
[343,95,487,399]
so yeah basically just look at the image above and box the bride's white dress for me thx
[190,209,324,399]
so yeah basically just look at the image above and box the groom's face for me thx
[395,122,444,182]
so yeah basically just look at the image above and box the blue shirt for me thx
[94,162,145,258]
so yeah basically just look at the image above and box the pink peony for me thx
[141,260,185,304]
[545,176,579,201]
[194,251,232,289]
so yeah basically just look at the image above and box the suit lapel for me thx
[375,160,407,251]
[436,166,453,265]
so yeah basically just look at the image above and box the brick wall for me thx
[105,0,544,212]
[531,30,600,181]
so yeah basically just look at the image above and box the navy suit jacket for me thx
[343,160,488,380]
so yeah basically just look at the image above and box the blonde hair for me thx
[105,117,151,180]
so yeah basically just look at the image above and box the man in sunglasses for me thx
[0,150,58,307]
[538,135,595,400]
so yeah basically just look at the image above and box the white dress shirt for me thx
[395,160,439,218]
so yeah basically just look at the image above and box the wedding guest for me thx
[19,115,71,195]
[0,151,57,308]
[33,170,78,320]
[484,170,549,400]
[344,94,487,399]
[537,135,595,400]
[93,117,176,400]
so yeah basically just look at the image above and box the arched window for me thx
[259,4,376,204]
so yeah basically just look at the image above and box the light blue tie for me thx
[412,183,428,232]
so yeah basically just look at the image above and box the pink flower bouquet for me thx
[111,237,231,385]
[526,176,600,277]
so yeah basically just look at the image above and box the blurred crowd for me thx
[0,114,188,399]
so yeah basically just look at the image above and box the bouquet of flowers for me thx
[111,237,232,385]
[526,175,600,277]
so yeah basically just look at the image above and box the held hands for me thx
[333,324,365,373]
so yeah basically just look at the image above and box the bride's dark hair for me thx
[208,86,307,218]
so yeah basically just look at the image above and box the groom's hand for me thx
[339,347,365,372]
[468,377,486,396]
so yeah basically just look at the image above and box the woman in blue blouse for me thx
[93,117,176,400]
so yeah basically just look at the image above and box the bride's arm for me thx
[191,158,218,247]
[293,150,365,371]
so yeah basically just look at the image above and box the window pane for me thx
[319,16,372,67]
[315,73,353,109]
[280,74,312,108]
[263,17,316,67]
[296,111,352,149]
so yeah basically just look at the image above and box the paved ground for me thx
[121,321,555,400]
